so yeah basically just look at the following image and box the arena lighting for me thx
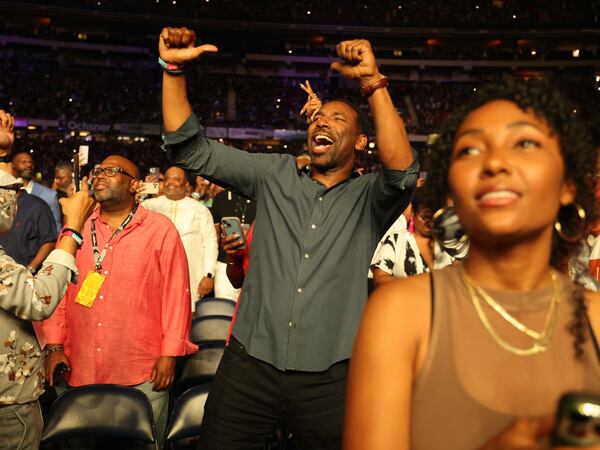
[595,75,600,82]
[531,50,536,55]
[572,49,580,57]
[288,50,293,54]
[427,38,441,46]
[30,149,34,153]
[368,142,376,149]
[393,49,403,56]
[27,125,36,130]
[79,131,90,137]
[283,144,288,149]
[306,10,311,14]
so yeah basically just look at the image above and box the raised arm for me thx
[1,179,96,321]
[331,40,412,170]
[159,27,218,132]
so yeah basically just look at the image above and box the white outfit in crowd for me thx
[143,196,218,310]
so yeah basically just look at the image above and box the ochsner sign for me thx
[66,121,111,133]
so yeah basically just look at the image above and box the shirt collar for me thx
[91,203,147,228]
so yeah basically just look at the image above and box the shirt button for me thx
[109,246,113,250]
[311,224,316,229]
[318,197,323,201]
[304,254,309,259]
[297,288,302,293]
[97,322,102,327]
[99,295,104,300]
[288,321,293,327]
[97,348,101,352]
[103,271,108,275]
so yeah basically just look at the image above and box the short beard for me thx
[94,187,128,207]
[17,171,32,181]
[309,150,337,173]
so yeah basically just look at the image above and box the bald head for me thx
[101,155,140,179]
[93,155,139,210]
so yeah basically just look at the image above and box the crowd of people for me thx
[17,0,600,27]
[1,19,600,450]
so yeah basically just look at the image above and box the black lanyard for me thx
[91,204,138,272]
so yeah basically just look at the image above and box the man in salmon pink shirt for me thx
[42,155,197,444]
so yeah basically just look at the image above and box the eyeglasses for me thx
[92,166,134,179]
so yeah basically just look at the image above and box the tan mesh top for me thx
[411,263,600,450]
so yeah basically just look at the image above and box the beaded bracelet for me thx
[60,228,84,248]
[46,345,64,354]
[158,56,186,76]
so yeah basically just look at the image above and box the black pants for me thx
[198,338,349,450]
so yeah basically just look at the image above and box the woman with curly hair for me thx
[344,78,600,450]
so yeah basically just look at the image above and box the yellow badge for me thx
[75,271,106,308]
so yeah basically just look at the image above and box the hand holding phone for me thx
[221,217,247,250]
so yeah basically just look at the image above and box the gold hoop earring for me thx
[554,203,586,242]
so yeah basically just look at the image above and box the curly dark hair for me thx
[425,76,598,358]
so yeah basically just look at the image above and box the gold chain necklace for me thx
[463,271,560,356]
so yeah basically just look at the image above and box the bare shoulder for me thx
[358,272,431,348]
[367,272,431,314]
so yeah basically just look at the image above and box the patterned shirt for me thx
[163,114,419,371]
[0,247,77,405]
[370,224,454,278]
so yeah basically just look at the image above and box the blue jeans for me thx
[0,401,43,450]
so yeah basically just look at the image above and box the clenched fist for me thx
[330,39,381,86]
[159,27,218,65]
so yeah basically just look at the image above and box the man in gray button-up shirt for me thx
[160,28,418,449]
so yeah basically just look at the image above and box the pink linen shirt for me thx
[42,205,197,386]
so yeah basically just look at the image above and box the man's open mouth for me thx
[313,134,336,153]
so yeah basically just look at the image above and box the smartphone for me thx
[148,167,160,183]
[551,392,600,447]
[221,216,247,249]
[140,182,160,195]
[78,145,89,166]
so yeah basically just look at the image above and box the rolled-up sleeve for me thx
[159,227,198,356]
[371,153,420,235]
[162,113,279,200]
